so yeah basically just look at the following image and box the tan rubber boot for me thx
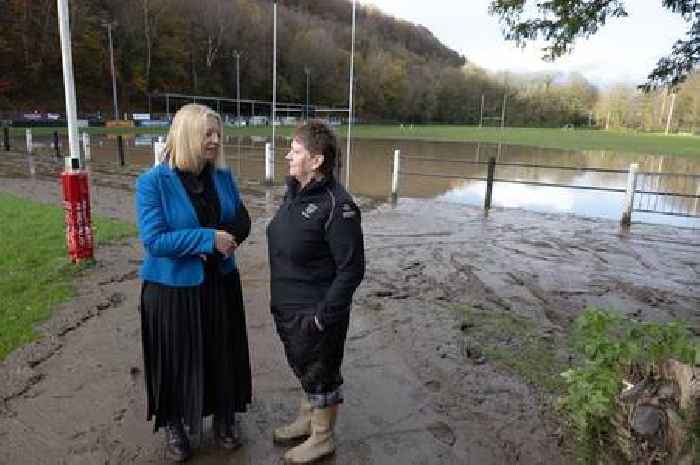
[283,405,337,464]
[273,397,313,444]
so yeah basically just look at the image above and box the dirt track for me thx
[1,151,698,464]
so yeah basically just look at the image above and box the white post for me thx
[621,163,639,226]
[57,0,81,171]
[25,128,32,153]
[82,132,91,160]
[391,149,400,202]
[345,0,356,189]
[265,142,274,184]
[153,136,165,165]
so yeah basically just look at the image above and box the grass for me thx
[0,192,136,360]
[11,124,700,158]
[455,303,568,392]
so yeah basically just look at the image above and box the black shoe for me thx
[165,421,192,462]
[214,417,242,450]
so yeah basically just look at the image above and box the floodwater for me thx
[11,133,700,228]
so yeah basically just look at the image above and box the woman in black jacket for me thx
[267,121,365,464]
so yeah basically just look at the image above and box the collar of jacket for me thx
[285,174,333,199]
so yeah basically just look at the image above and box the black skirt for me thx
[140,268,251,433]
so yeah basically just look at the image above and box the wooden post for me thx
[3,127,9,151]
[484,157,496,211]
[26,128,32,153]
[391,149,400,204]
[53,131,60,158]
[117,135,125,166]
[265,142,274,184]
[621,163,639,226]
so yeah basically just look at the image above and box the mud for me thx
[0,151,698,464]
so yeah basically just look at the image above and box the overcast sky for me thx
[360,0,688,87]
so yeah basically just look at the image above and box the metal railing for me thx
[391,151,700,224]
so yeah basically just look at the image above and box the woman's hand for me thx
[215,230,238,256]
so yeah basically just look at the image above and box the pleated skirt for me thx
[140,268,251,433]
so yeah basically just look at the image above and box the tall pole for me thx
[479,94,484,127]
[501,73,507,129]
[57,0,80,164]
[233,50,241,123]
[345,0,356,188]
[305,66,310,121]
[665,91,677,136]
[501,93,507,129]
[103,22,119,120]
[271,1,277,158]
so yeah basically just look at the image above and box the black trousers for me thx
[272,306,349,401]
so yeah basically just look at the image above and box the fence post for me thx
[26,128,33,154]
[153,136,165,165]
[621,163,639,226]
[484,157,496,211]
[82,132,91,161]
[3,127,9,151]
[391,149,400,204]
[265,142,274,184]
[117,135,125,166]
[53,131,60,158]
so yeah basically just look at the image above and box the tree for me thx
[488,0,699,89]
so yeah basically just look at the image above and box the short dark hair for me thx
[292,120,340,177]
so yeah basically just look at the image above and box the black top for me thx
[266,175,365,327]
[176,163,251,273]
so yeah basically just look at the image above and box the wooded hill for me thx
[0,0,696,130]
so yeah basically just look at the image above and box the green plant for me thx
[561,308,698,461]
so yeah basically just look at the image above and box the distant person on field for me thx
[135,103,252,461]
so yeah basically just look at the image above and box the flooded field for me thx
[6,133,700,228]
[0,145,698,464]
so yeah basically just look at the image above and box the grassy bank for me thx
[0,193,136,360]
[13,125,700,158]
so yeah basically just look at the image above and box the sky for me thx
[360,0,689,87]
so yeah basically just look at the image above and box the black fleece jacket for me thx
[267,175,365,328]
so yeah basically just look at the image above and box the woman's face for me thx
[286,137,322,185]
[201,116,221,162]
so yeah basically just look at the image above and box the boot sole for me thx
[272,433,310,446]
[283,448,335,464]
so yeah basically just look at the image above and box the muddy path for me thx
[0,151,698,464]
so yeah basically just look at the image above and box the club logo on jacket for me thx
[301,203,319,219]
[342,203,356,218]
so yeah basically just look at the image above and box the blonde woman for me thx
[136,104,251,461]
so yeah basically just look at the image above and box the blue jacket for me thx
[136,163,241,287]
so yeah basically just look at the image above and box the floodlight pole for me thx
[345,0,356,188]
[102,21,119,120]
[271,0,277,159]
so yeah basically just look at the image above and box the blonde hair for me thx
[164,103,226,172]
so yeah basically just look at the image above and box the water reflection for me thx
[16,134,700,228]
[439,181,576,212]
